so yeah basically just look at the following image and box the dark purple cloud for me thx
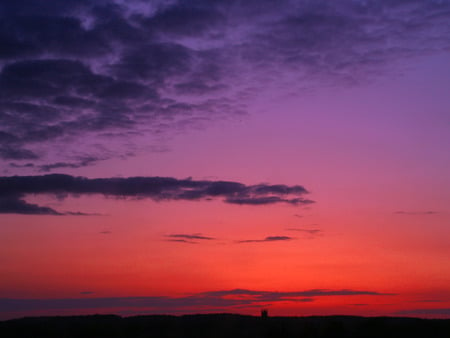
[203,289,393,299]
[8,163,35,169]
[0,147,38,161]
[0,174,313,215]
[166,233,216,244]
[396,308,450,316]
[394,211,439,215]
[1,0,450,168]
[0,196,62,215]
[36,156,104,172]
[237,236,294,243]
[0,194,101,216]
[167,234,215,241]
[167,239,197,244]
[0,288,392,314]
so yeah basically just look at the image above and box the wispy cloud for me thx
[0,196,62,215]
[0,195,103,216]
[167,234,215,240]
[0,288,392,314]
[166,239,198,244]
[237,236,294,243]
[37,156,104,172]
[286,228,322,236]
[413,300,444,303]
[396,308,450,316]
[0,174,313,215]
[203,289,393,298]
[394,211,439,215]
[166,233,216,244]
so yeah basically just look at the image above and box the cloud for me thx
[9,163,35,169]
[0,147,38,160]
[167,239,197,244]
[394,211,439,215]
[165,233,216,244]
[0,288,392,314]
[396,308,450,316]
[2,0,450,168]
[0,174,313,215]
[0,196,62,215]
[0,195,102,216]
[286,228,323,239]
[226,197,307,206]
[237,236,294,243]
[203,289,392,299]
[64,211,101,216]
[0,2,238,167]
[286,228,322,235]
[166,234,215,241]
[37,156,103,172]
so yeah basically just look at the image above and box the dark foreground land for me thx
[1,314,449,338]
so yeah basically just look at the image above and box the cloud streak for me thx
[166,233,216,244]
[0,196,62,215]
[237,236,294,243]
[394,211,439,215]
[0,288,392,314]
[396,308,450,316]
[203,288,392,299]
[286,228,322,235]
[285,228,323,240]
[0,174,313,215]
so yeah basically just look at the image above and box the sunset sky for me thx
[1,0,450,320]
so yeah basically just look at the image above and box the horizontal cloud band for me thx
[0,288,392,313]
[0,174,313,215]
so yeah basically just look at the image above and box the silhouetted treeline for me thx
[1,314,449,338]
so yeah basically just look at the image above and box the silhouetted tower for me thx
[261,309,268,318]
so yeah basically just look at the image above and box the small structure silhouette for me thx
[261,309,268,318]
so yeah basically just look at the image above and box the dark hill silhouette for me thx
[1,314,449,338]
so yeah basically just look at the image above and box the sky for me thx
[0,0,449,320]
